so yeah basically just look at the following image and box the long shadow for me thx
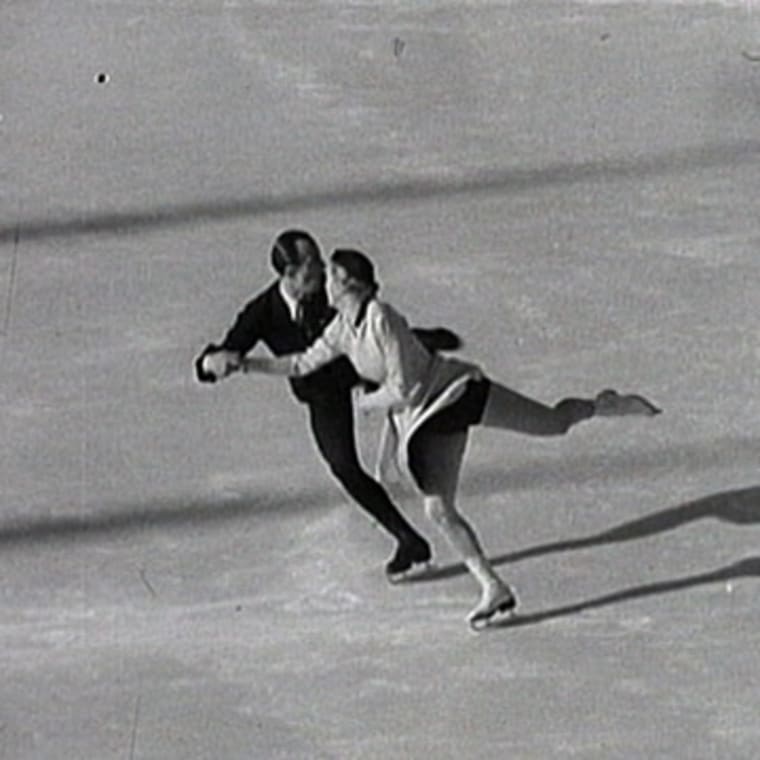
[0,486,335,548]
[461,434,760,498]
[2,139,759,244]
[494,556,760,629]
[406,484,760,583]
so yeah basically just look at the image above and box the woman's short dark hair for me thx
[331,248,379,295]
[270,229,320,275]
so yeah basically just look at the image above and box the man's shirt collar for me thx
[278,280,300,322]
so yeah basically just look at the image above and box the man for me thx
[196,229,458,580]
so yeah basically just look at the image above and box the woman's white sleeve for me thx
[363,307,418,408]
[290,319,343,377]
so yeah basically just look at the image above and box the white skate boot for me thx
[594,389,661,417]
[467,584,517,632]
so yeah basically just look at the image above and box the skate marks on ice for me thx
[1,138,759,245]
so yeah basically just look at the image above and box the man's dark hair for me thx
[270,229,320,275]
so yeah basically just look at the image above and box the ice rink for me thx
[3,1,760,757]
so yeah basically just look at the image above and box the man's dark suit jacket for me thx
[220,282,359,404]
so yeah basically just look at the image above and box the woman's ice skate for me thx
[594,389,661,417]
[467,585,517,631]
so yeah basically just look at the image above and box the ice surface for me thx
[2,1,760,758]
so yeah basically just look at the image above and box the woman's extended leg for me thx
[480,382,594,435]
[480,382,660,436]
[409,429,516,625]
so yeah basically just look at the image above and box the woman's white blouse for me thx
[288,298,483,490]
[290,300,434,410]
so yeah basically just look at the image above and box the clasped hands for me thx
[194,345,242,383]
[195,346,388,416]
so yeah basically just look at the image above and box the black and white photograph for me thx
[2,0,760,757]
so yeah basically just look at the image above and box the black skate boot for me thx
[385,538,432,583]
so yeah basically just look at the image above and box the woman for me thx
[228,249,661,629]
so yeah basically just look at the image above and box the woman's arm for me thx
[241,320,345,378]
[358,304,421,412]
[240,355,294,376]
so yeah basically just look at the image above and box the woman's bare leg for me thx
[480,381,594,435]
[412,430,515,620]
[481,382,660,434]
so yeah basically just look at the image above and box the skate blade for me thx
[387,560,435,585]
[467,595,518,633]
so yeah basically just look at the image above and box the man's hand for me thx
[194,344,241,383]
[203,350,241,380]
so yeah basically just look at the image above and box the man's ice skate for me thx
[467,585,517,632]
[385,539,433,584]
[594,389,661,417]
